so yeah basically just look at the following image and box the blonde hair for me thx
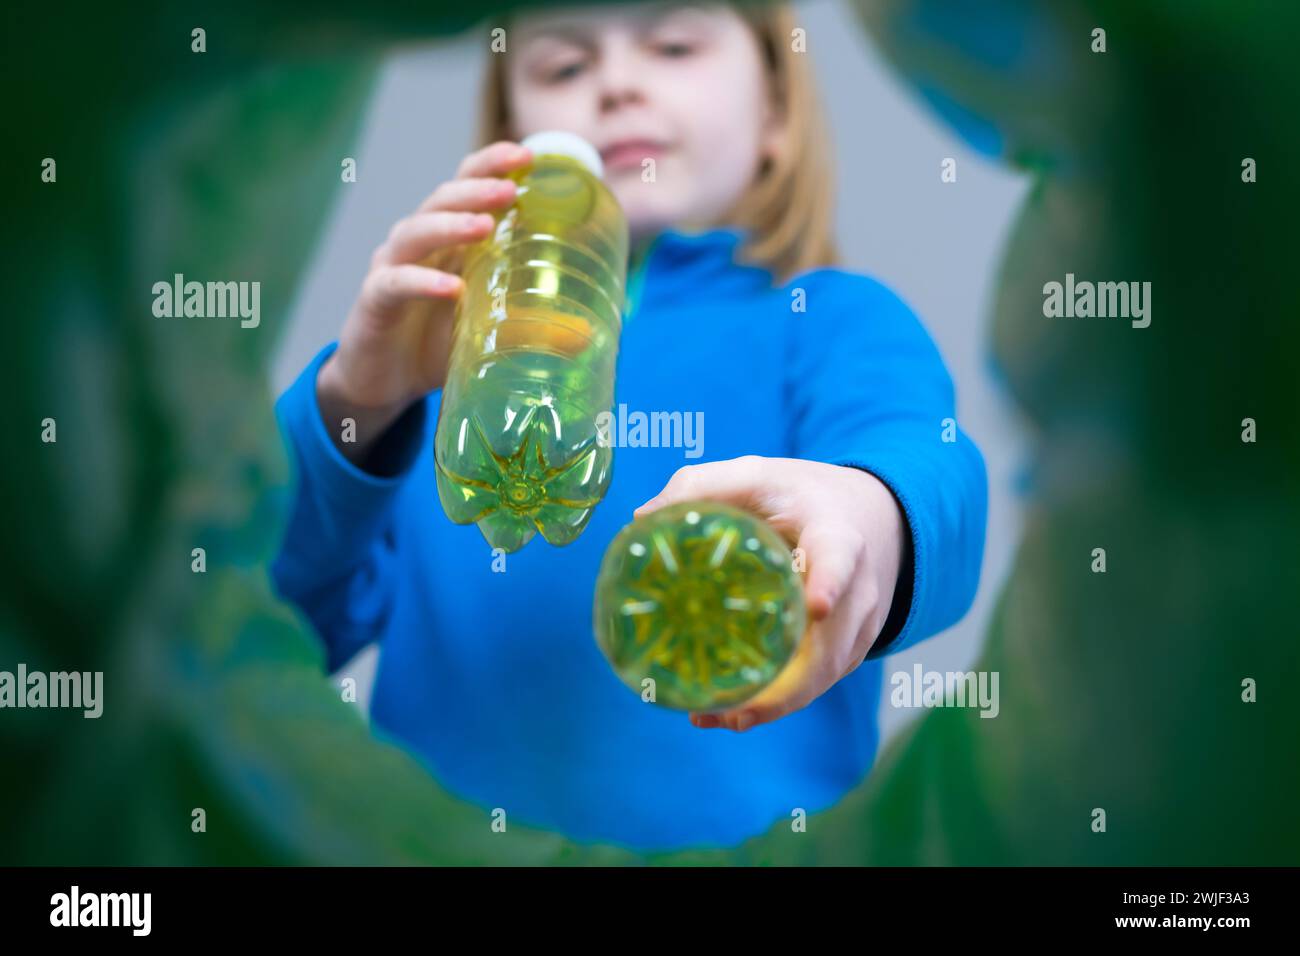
[476,1,839,284]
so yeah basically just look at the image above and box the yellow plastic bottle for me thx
[593,501,807,712]
[434,131,629,551]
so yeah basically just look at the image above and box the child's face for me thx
[507,2,780,242]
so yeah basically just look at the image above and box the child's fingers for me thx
[705,627,832,732]
[373,211,495,267]
[360,263,463,318]
[714,572,876,732]
[633,456,768,518]
[454,140,533,181]
[416,176,518,215]
[409,142,531,216]
[796,523,864,622]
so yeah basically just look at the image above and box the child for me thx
[271,0,986,851]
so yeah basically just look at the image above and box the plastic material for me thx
[593,501,807,712]
[434,133,629,551]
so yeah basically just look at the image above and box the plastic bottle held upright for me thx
[433,131,629,552]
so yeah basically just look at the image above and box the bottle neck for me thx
[624,231,662,323]
[628,232,658,273]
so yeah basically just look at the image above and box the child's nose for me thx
[600,84,646,111]
[595,44,649,110]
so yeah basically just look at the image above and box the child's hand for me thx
[317,141,533,460]
[633,456,906,733]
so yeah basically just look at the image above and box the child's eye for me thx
[656,41,694,58]
[547,61,586,83]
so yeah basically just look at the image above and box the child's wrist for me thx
[316,352,414,465]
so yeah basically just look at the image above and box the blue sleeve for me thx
[784,270,988,659]
[269,341,430,673]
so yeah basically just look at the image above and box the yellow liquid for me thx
[593,501,807,712]
[433,155,629,552]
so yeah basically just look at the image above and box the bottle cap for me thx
[520,130,604,181]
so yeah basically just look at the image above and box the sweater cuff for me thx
[274,341,430,516]
[833,458,926,661]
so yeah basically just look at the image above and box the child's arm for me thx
[269,141,535,672]
[785,271,988,656]
[635,271,988,732]
[269,342,430,673]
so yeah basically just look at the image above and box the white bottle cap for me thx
[520,130,604,181]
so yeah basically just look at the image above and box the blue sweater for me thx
[270,225,987,852]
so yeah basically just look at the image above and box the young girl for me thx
[271,0,986,851]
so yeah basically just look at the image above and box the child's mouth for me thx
[601,140,670,172]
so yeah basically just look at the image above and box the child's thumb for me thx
[633,456,767,518]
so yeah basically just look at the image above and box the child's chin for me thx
[621,203,688,241]
[627,217,678,245]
